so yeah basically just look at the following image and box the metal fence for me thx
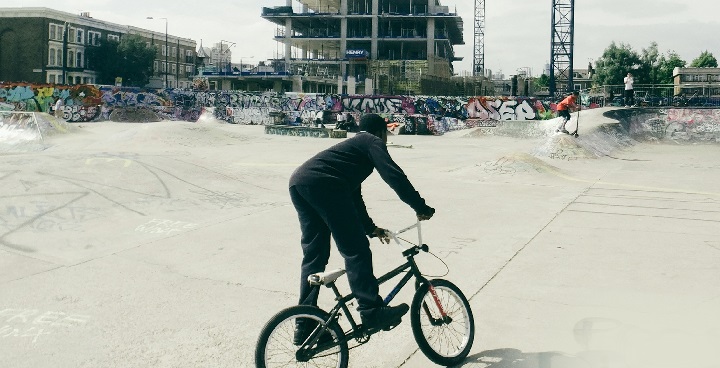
[581,84,720,107]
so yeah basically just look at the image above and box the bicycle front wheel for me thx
[410,279,475,366]
[255,305,349,368]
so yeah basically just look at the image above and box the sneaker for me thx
[293,319,334,346]
[360,303,410,330]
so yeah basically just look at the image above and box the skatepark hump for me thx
[0,112,70,153]
[1,106,720,367]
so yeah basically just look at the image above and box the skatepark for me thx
[1,108,719,367]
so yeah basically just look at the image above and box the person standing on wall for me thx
[624,72,635,107]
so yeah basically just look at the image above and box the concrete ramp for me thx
[0,112,70,153]
[457,107,638,160]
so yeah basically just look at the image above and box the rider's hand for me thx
[416,206,435,221]
[370,227,390,244]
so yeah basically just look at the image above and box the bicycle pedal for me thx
[382,319,402,331]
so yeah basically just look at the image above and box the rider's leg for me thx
[291,185,409,329]
[558,110,570,132]
[291,185,383,310]
[290,185,332,307]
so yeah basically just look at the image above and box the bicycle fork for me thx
[424,284,451,326]
[379,259,452,327]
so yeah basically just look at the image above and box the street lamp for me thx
[219,40,236,73]
[147,16,168,88]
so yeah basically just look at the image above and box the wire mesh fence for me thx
[581,84,720,107]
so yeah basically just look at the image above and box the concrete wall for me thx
[606,108,720,143]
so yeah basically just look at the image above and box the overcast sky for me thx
[5,0,718,77]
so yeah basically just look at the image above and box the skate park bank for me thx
[1,104,720,367]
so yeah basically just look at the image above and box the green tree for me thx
[534,74,550,89]
[593,42,642,86]
[656,51,686,84]
[638,42,660,84]
[88,35,156,87]
[87,39,122,85]
[690,51,718,68]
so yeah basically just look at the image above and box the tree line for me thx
[535,42,718,89]
[593,42,717,86]
[87,35,158,87]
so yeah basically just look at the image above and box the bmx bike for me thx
[255,220,475,367]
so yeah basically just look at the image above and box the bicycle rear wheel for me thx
[255,305,348,368]
[410,279,475,366]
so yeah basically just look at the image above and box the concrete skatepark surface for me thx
[1,108,719,367]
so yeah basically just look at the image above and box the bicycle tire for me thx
[255,305,349,368]
[410,279,475,366]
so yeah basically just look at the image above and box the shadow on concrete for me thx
[454,348,622,368]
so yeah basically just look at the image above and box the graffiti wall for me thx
[612,108,720,142]
[1,82,556,127]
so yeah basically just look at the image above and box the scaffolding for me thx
[550,0,575,96]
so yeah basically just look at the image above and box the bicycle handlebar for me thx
[385,220,424,248]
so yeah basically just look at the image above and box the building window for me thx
[154,61,158,72]
[172,47,177,57]
[171,64,176,74]
[88,31,101,46]
[50,24,56,40]
[162,63,167,73]
[186,65,192,73]
[58,26,65,40]
[76,52,83,68]
[68,51,74,67]
[49,48,56,66]
[162,46,167,56]
[76,29,84,44]
[48,74,56,84]
[108,34,120,42]
[56,49,63,65]
[69,28,75,43]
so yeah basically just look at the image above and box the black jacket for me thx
[289,132,430,233]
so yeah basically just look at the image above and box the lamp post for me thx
[147,16,168,88]
[220,40,236,73]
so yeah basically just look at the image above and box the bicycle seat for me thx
[308,269,346,286]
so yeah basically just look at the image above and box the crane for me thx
[473,0,574,97]
[550,0,575,97]
[473,0,485,77]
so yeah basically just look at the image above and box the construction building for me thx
[261,0,464,95]
[0,7,197,88]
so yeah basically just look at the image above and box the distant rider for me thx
[556,90,579,134]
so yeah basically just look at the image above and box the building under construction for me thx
[262,0,464,95]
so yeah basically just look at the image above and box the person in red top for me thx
[556,90,580,133]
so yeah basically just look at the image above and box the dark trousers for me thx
[625,89,634,106]
[289,185,383,312]
[558,109,571,122]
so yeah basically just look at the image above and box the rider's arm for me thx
[352,187,377,235]
[366,138,433,215]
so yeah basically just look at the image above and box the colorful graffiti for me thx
[1,82,557,126]
[622,108,720,142]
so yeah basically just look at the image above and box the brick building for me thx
[0,7,197,88]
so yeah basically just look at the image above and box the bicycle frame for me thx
[300,221,449,353]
